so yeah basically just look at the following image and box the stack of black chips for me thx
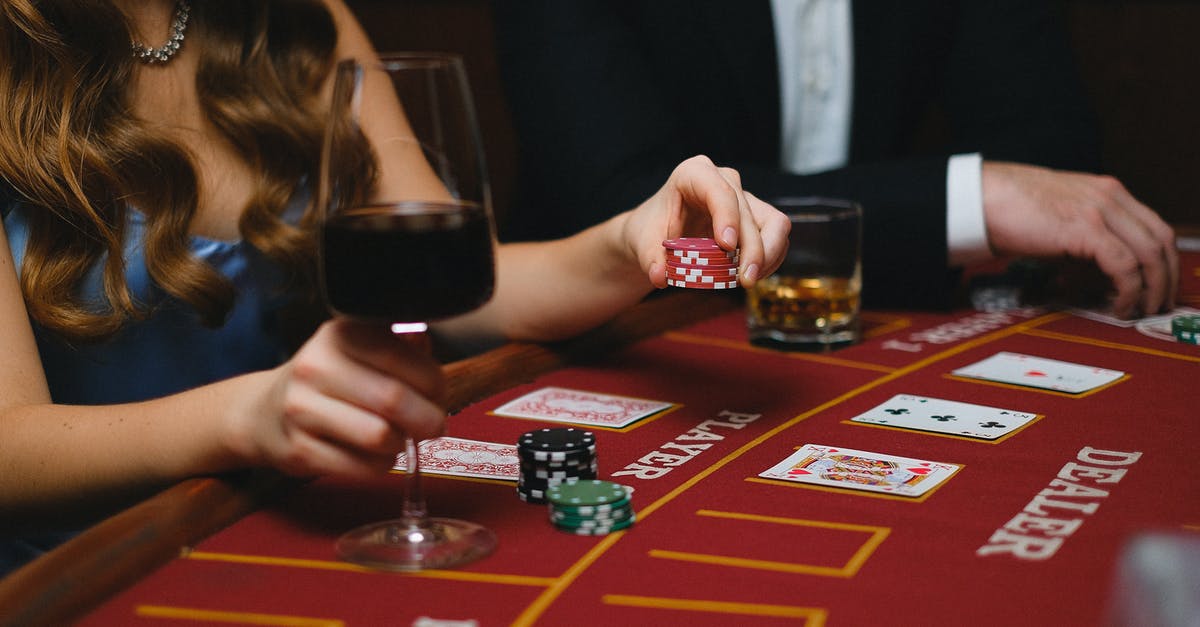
[517,427,598,503]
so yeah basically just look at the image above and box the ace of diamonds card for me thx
[951,351,1124,394]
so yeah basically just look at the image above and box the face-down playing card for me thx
[395,437,520,481]
[849,394,1038,440]
[490,386,675,428]
[759,444,960,497]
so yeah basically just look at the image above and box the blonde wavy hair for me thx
[0,0,337,342]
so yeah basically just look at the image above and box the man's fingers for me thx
[1103,180,1180,311]
[1086,230,1146,318]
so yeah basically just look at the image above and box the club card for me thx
[394,437,519,481]
[491,386,674,428]
[759,444,959,497]
[951,351,1124,394]
[849,394,1038,440]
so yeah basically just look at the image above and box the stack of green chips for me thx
[546,479,636,535]
[1172,314,1200,345]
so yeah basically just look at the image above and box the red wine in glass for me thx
[322,200,495,322]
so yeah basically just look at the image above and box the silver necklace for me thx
[130,1,191,65]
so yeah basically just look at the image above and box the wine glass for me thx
[316,53,498,570]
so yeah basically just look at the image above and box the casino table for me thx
[2,249,1199,626]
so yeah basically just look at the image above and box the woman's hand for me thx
[228,318,447,478]
[619,155,791,289]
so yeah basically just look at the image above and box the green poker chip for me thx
[551,506,634,526]
[544,479,637,536]
[561,516,636,535]
[546,480,628,507]
[550,496,631,517]
[1173,315,1200,344]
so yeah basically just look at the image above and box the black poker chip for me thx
[516,427,599,504]
[519,428,595,455]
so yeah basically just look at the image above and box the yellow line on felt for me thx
[510,532,626,627]
[861,312,914,338]
[182,551,554,587]
[1021,327,1200,363]
[650,510,893,578]
[135,605,343,626]
[663,331,897,373]
[646,550,849,577]
[602,594,828,623]
[512,312,1065,624]
[694,509,885,532]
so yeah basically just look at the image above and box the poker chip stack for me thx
[517,428,598,503]
[663,237,740,289]
[546,479,636,535]
[1172,314,1200,345]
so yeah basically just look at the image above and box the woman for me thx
[0,0,788,573]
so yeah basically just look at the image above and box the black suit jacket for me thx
[493,0,1100,307]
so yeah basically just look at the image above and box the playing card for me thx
[490,386,674,428]
[951,351,1125,394]
[1071,305,1200,329]
[1133,307,1200,343]
[759,444,960,497]
[394,437,520,481]
[849,394,1038,440]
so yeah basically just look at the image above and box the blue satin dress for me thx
[0,188,310,574]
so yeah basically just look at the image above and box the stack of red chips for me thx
[662,237,740,289]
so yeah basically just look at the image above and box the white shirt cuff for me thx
[946,152,992,266]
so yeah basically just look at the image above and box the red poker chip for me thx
[670,273,739,284]
[666,277,740,289]
[667,261,739,275]
[668,255,739,267]
[667,259,739,270]
[668,249,738,260]
[668,265,738,278]
[662,237,723,251]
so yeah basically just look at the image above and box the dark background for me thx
[345,0,1200,231]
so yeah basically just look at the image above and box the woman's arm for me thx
[437,157,790,343]
[0,219,448,527]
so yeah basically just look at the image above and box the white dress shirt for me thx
[769,0,992,266]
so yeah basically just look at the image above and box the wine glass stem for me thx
[392,327,433,529]
[402,437,429,527]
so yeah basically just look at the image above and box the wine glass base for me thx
[336,517,497,571]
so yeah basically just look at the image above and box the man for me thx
[493,0,1177,316]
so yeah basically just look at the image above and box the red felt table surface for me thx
[68,252,1200,625]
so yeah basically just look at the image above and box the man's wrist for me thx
[946,152,991,266]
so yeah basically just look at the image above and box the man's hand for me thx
[982,161,1178,318]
